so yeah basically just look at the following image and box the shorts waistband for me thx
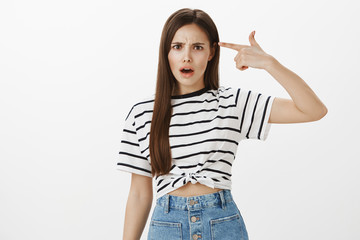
[156,189,233,213]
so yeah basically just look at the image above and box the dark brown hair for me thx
[149,8,220,177]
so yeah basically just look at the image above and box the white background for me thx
[1,0,359,239]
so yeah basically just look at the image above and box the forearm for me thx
[123,192,153,240]
[265,57,328,119]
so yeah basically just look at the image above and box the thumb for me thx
[249,31,261,48]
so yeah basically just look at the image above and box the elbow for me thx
[312,105,328,121]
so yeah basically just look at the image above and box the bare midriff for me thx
[167,182,223,197]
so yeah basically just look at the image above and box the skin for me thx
[124,24,328,240]
[219,31,328,123]
[167,23,222,196]
[166,25,328,197]
[168,23,215,96]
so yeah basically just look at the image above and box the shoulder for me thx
[210,86,240,99]
[125,94,155,121]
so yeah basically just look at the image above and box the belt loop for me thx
[164,194,170,214]
[218,190,226,210]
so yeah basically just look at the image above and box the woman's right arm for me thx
[123,173,153,240]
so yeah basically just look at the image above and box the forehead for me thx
[172,23,209,43]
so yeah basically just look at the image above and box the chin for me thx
[176,77,200,85]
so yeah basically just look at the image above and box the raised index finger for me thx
[218,42,247,51]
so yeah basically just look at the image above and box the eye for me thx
[194,45,203,50]
[172,45,181,50]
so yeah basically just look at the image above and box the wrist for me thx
[264,55,279,72]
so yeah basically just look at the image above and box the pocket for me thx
[210,213,245,240]
[148,220,182,240]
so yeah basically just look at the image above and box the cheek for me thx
[168,52,178,71]
[195,54,210,70]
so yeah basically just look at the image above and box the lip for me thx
[180,70,195,78]
[179,66,194,71]
[179,66,195,78]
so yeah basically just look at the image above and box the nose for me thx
[183,46,192,63]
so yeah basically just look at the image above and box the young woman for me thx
[117,8,327,240]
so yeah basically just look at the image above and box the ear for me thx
[208,42,217,61]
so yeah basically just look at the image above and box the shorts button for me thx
[191,216,197,222]
[192,234,199,240]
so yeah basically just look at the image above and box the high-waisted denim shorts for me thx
[147,189,249,240]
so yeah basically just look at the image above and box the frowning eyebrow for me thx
[171,42,206,45]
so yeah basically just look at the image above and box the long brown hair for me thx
[149,8,220,177]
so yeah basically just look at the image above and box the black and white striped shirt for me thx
[117,86,275,200]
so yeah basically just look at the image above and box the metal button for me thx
[191,216,197,222]
[192,234,198,240]
[189,200,198,205]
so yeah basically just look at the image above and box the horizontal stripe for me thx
[135,120,151,132]
[170,115,238,127]
[125,98,154,120]
[119,151,147,160]
[157,182,170,192]
[199,159,233,167]
[171,149,236,160]
[172,177,182,187]
[201,168,232,177]
[117,86,274,201]
[169,126,241,138]
[117,162,151,174]
[218,159,232,167]
[145,148,236,161]
[123,128,136,135]
[178,163,202,169]
[134,109,153,119]
[172,108,219,117]
[172,104,236,117]
[170,138,238,150]
[121,140,139,147]
[157,179,164,186]
[137,115,239,142]
[172,98,219,108]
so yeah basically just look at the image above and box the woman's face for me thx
[168,23,214,95]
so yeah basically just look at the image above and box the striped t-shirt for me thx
[117,86,275,200]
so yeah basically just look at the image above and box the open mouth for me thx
[180,67,194,73]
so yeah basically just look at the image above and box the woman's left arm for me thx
[219,31,328,124]
[265,57,328,123]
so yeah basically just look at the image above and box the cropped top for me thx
[117,86,275,200]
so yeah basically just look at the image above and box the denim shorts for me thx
[147,189,249,240]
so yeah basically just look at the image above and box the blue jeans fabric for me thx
[147,189,249,240]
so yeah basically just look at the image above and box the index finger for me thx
[218,42,247,51]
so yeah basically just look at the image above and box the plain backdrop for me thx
[1,0,359,239]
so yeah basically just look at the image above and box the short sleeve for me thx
[116,105,152,178]
[235,88,275,141]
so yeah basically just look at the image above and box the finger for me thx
[241,66,249,71]
[218,42,248,51]
[234,52,240,62]
[249,31,263,50]
[235,58,246,69]
[236,62,248,71]
[236,60,248,70]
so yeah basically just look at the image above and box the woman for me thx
[117,8,327,240]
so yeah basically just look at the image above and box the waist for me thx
[167,182,223,197]
[156,189,234,210]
